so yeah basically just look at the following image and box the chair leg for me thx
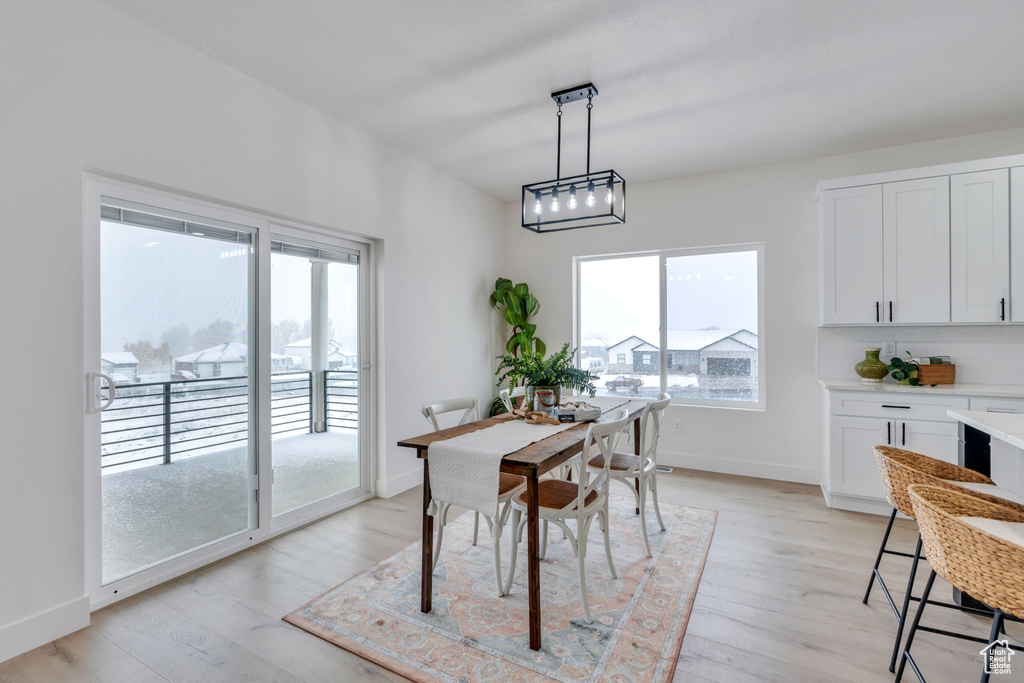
[634,478,640,515]
[895,569,936,683]
[889,535,924,673]
[982,609,1005,683]
[472,512,480,546]
[492,523,505,597]
[432,502,451,571]
[539,519,548,560]
[650,472,665,531]
[578,514,593,624]
[601,497,618,579]
[639,474,652,557]
[864,507,899,604]
[503,508,522,596]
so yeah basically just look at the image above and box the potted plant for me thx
[495,343,597,411]
[887,352,920,385]
[489,278,546,414]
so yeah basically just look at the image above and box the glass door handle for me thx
[90,373,116,412]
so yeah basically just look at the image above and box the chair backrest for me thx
[578,408,630,508]
[498,386,526,412]
[639,393,671,466]
[422,397,479,433]
[873,445,993,517]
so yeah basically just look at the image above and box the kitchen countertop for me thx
[948,409,1024,450]
[820,378,1024,399]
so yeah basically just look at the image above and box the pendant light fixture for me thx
[521,83,626,233]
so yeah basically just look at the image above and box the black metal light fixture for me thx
[522,83,625,233]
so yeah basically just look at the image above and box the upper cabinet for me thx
[820,177,949,324]
[819,154,1024,326]
[882,177,950,324]
[820,185,883,324]
[950,169,1009,323]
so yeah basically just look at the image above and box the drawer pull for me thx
[986,408,1020,414]
[881,404,911,409]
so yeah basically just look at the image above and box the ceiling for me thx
[98,0,1024,202]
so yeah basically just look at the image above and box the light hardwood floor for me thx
[2,469,1021,682]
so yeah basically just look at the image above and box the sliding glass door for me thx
[85,180,374,607]
[270,237,363,517]
[96,199,256,585]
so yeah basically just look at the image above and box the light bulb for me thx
[586,181,597,208]
[533,191,542,215]
[604,180,614,205]
[550,189,560,213]
[567,185,578,210]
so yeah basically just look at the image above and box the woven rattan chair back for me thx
[908,484,1024,620]
[873,445,993,518]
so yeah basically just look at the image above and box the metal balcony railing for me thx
[100,370,355,470]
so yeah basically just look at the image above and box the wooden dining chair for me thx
[422,397,526,596]
[586,393,670,557]
[505,408,630,623]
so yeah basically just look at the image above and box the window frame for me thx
[574,242,765,410]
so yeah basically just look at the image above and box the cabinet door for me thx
[899,419,959,465]
[950,169,1009,323]
[829,415,890,499]
[882,177,950,323]
[1012,167,1024,322]
[821,185,883,324]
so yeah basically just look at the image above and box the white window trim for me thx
[574,242,765,411]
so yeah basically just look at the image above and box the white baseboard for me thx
[377,466,423,498]
[827,492,896,517]
[0,595,90,662]
[658,450,821,486]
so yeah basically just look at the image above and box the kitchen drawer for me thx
[969,397,1024,414]
[830,391,969,421]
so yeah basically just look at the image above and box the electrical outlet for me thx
[883,341,896,358]
[673,419,681,433]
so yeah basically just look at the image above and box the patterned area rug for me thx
[284,495,716,682]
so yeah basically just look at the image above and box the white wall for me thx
[505,127,1024,484]
[0,0,504,660]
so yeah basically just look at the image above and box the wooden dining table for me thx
[397,398,648,651]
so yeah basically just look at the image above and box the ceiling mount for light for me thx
[522,82,625,233]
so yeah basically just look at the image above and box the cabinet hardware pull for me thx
[987,408,1019,414]
[887,421,891,445]
[876,301,880,323]
[889,301,893,322]
[1001,297,1006,321]
[881,404,911,409]
[902,422,906,445]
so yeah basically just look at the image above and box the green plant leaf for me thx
[908,378,920,386]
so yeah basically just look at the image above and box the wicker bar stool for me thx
[897,484,1024,683]
[865,445,1015,672]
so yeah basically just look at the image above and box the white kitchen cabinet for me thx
[968,397,1024,499]
[1011,167,1024,322]
[950,169,1009,323]
[821,185,883,324]
[882,177,950,323]
[825,389,968,513]
[820,176,950,325]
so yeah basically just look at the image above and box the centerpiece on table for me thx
[495,343,597,412]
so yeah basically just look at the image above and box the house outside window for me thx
[575,244,763,409]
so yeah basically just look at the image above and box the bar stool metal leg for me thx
[890,535,924,672]
[895,568,937,683]
[864,507,899,604]
[982,609,1005,683]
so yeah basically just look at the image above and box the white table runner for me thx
[428,419,574,518]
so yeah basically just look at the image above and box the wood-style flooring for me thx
[2,469,1020,682]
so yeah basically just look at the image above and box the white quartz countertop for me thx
[947,410,1024,451]
[820,378,1024,399]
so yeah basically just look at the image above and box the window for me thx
[576,243,763,409]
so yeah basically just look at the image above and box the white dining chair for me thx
[586,393,670,557]
[422,397,526,596]
[498,385,526,412]
[505,408,629,623]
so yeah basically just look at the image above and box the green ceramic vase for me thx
[855,347,889,384]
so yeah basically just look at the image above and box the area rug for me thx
[284,495,716,682]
